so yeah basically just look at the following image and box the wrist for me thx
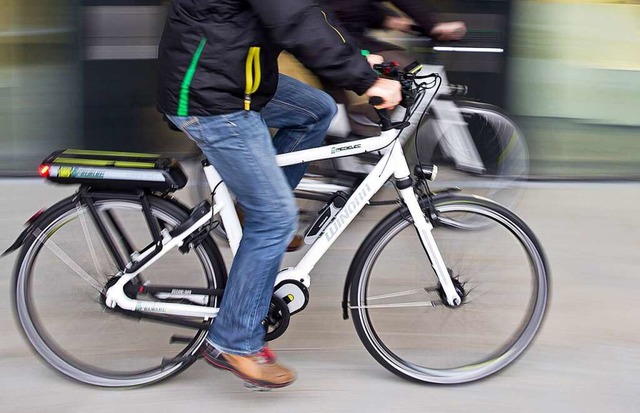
[356,72,379,96]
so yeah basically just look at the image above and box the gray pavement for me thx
[0,179,639,413]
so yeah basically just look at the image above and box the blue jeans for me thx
[168,75,336,355]
[263,76,337,189]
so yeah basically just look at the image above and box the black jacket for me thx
[157,0,378,116]
[322,0,435,52]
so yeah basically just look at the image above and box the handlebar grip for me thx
[368,96,384,106]
[368,97,393,131]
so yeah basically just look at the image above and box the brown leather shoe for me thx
[201,341,296,389]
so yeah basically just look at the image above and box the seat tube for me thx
[202,163,242,255]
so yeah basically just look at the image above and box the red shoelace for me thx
[255,346,276,364]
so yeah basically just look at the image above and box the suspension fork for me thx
[390,144,462,307]
[399,188,462,306]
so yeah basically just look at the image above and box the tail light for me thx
[38,164,50,178]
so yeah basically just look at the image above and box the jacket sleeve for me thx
[369,1,399,29]
[390,0,436,36]
[247,0,377,95]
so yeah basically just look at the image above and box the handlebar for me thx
[368,96,384,106]
[368,61,423,131]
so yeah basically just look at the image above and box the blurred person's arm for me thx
[369,1,400,30]
[249,0,400,107]
[430,22,466,41]
[321,1,396,41]
[386,0,466,40]
[386,0,435,34]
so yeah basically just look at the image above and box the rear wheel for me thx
[13,193,227,387]
[349,194,549,384]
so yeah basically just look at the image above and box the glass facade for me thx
[1,0,638,177]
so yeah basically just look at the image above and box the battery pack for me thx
[39,149,188,192]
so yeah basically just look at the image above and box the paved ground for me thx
[0,179,638,413]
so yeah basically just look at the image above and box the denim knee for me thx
[278,194,299,239]
[249,191,297,241]
[316,91,338,126]
[261,191,297,242]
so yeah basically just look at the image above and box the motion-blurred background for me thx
[1,2,639,411]
[0,0,638,175]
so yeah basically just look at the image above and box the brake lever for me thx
[401,88,416,108]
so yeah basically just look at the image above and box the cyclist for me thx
[157,0,401,389]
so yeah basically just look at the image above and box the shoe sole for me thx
[201,351,295,389]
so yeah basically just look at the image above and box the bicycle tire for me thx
[12,192,227,387]
[348,193,549,384]
[412,101,529,211]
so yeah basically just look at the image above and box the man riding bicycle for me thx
[157,0,401,389]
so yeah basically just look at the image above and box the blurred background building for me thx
[0,0,638,177]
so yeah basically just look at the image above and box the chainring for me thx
[264,294,291,341]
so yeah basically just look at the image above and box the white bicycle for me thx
[5,65,548,387]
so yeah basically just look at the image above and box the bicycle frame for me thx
[105,74,464,319]
[105,139,462,319]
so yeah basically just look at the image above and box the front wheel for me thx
[348,194,549,384]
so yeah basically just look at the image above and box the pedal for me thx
[170,200,211,237]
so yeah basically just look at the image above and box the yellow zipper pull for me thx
[244,47,262,111]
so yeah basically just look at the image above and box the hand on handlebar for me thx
[365,53,384,68]
[364,78,402,110]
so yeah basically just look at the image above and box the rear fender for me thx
[2,195,78,257]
